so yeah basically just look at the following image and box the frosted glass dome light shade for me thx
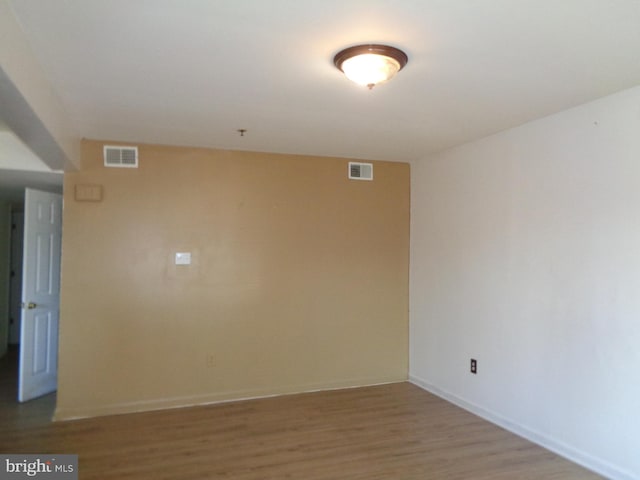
[334,44,408,89]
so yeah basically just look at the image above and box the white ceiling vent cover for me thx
[348,162,373,181]
[104,145,138,168]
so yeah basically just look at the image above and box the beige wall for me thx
[56,140,409,419]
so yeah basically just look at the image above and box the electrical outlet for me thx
[206,354,215,368]
[470,358,477,374]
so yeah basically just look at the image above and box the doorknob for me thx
[26,302,37,310]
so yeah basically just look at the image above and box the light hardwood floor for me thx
[1,348,602,479]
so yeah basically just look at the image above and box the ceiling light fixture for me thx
[334,44,408,90]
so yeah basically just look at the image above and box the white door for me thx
[18,188,62,402]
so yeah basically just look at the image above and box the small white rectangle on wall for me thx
[175,252,191,265]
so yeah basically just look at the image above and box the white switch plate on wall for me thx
[175,252,191,265]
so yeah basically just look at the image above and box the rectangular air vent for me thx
[103,145,138,168]
[348,162,373,181]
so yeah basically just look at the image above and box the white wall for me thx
[0,130,59,172]
[410,85,640,480]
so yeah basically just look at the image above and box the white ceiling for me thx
[5,0,640,163]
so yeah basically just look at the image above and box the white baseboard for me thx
[409,374,635,480]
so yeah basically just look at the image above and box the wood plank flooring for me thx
[1,348,602,479]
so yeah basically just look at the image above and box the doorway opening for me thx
[8,210,23,347]
[0,344,55,427]
[0,188,61,416]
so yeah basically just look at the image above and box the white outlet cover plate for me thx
[175,252,191,265]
